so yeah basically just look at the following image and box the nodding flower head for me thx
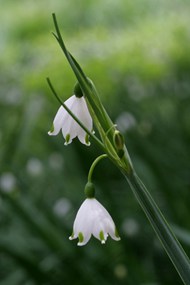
[48,87,93,146]
[69,197,120,246]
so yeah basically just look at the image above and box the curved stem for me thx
[88,154,108,182]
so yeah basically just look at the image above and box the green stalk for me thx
[51,13,115,138]
[87,154,108,182]
[49,13,190,285]
[51,14,120,161]
[125,170,190,285]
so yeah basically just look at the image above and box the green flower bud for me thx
[114,130,124,149]
[113,130,125,158]
[74,82,83,98]
[84,182,95,198]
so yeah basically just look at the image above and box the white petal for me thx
[88,199,108,241]
[69,231,91,246]
[75,97,93,145]
[104,218,120,241]
[77,97,93,131]
[64,95,77,109]
[78,130,90,146]
[62,114,78,145]
[71,199,94,245]
[61,95,80,143]
[92,222,107,243]
[48,106,66,136]
[61,96,83,144]
[48,95,75,136]
[77,232,91,246]
[73,199,93,235]
[90,199,120,242]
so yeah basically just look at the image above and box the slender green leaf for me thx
[50,13,190,285]
[126,171,190,285]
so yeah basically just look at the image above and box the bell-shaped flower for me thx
[69,198,120,246]
[48,94,93,146]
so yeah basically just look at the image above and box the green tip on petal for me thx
[65,134,70,144]
[48,124,54,134]
[115,228,121,239]
[78,232,84,243]
[99,230,106,244]
[84,182,95,198]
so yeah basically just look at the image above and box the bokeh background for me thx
[0,0,190,284]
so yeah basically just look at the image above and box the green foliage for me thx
[0,0,190,284]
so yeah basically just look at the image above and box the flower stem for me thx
[125,170,190,285]
[48,13,190,284]
[88,154,108,183]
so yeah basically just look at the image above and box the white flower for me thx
[69,198,120,246]
[48,95,93,145]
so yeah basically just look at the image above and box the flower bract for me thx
[69,198,120,246]
[48,95,93,145]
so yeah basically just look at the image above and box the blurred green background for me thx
[0,0,190,284]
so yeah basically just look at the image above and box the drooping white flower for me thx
[48,94,93,146]
[69,198,120,246]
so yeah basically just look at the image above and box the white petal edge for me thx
[48,95,76,137]
[48,106,66,136]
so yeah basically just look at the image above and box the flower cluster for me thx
[48,88,120,246]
